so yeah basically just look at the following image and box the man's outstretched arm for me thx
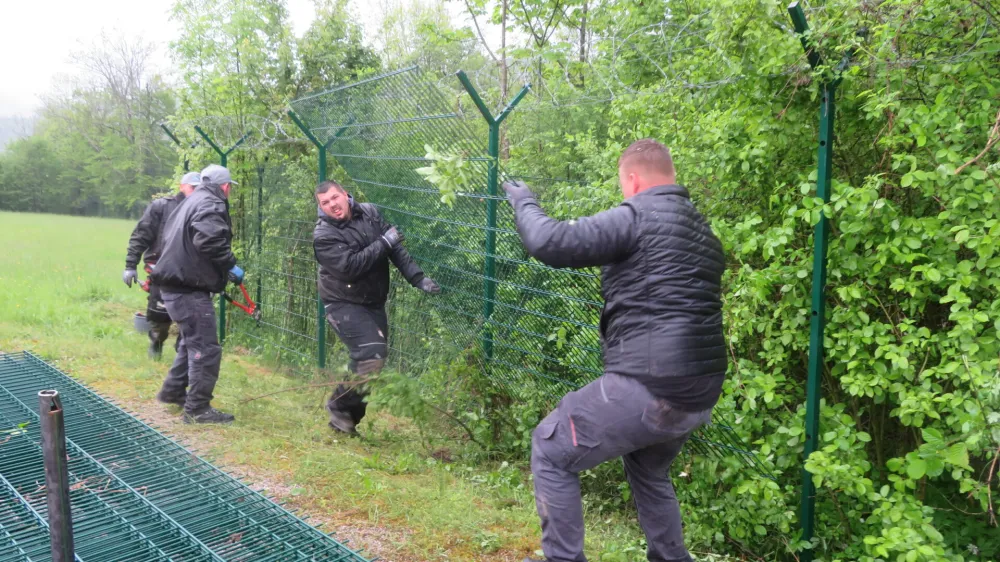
[506,182,637,269]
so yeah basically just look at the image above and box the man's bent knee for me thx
[353,358,385,376]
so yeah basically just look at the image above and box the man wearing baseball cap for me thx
[123,171,201,358]
[151,164,245,424]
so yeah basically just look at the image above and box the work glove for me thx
[380,226,404,250]
[418,277,441,294]
[502,180,534,206]
[123,268,138,288]
[228,265,245,284]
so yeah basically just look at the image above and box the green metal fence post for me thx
[194,126,252,345]
[456,71,531,359]
[289,109,351,370]
[787,4,856,559]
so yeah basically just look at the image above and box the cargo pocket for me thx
[564,413,602,472]
[533,417,558,442]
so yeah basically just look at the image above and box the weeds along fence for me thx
[161,66,763,477]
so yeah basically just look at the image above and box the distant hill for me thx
[0,116,36,151]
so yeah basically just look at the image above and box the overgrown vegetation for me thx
[2,0,999,560]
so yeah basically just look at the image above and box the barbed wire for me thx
[162,115,305,151]
[162,2,997,158]
[424,2,996,111]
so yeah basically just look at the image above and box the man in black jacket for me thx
[505,139,726,562]
[313,180,441,435]
[123,171,200,358]
[151,164,245,424]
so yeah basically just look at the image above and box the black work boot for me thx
[184,408,235,424]
[155,390,186,407]
[326,403,357,436]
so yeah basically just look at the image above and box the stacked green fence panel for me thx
[0,351,371,562]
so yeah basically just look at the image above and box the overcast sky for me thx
[0,0,385,118]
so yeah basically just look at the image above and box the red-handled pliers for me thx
[140,264,153,293]
[223,283,262,323]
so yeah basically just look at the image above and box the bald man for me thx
[504,139,726,562]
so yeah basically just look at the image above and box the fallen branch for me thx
[424,402,487,450]
[956,107,1000,175]
[240,378,375,404]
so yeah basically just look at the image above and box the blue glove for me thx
[228,265,245,284]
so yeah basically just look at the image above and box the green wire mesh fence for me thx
[0,351,372,562]
[283,66,770,476]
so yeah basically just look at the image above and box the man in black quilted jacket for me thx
[313,180,441,435]
[505,139,726,562]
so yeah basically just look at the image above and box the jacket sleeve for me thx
[389,246,426,286]
[367,205,426,286]
[190,204,238,270]
[512,197,638,269]
[125,201,160,268]
[313,233,389,282]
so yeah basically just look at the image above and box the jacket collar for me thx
[199,182,227,201]
[640,184,689,198]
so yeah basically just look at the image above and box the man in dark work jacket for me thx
[505,139,726,562]
[313,180,441,435]
[123,171,200,358]
[151,164,245,425]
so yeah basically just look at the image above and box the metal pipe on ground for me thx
[39,389,75,562]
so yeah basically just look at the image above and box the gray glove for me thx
[123,268,138,288]
[380,226,404,250]
[418,277,441,294]
[502,180,534,205]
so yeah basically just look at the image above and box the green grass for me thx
[0,211,730,562]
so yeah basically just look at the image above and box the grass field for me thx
[0,211,728,562]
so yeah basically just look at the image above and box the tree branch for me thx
[988,445,1000,527]
[955,107,1000,175]
[463,0,500,64]
[240,378,375,403]
[425,402,487,449]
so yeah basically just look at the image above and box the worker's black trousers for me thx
[324,301,389,425]
[158,291,223,414]
[531,373,712,562]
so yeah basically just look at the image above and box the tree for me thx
[0,34,176,217]
[376,0,484,77]
[293,0,379,97]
